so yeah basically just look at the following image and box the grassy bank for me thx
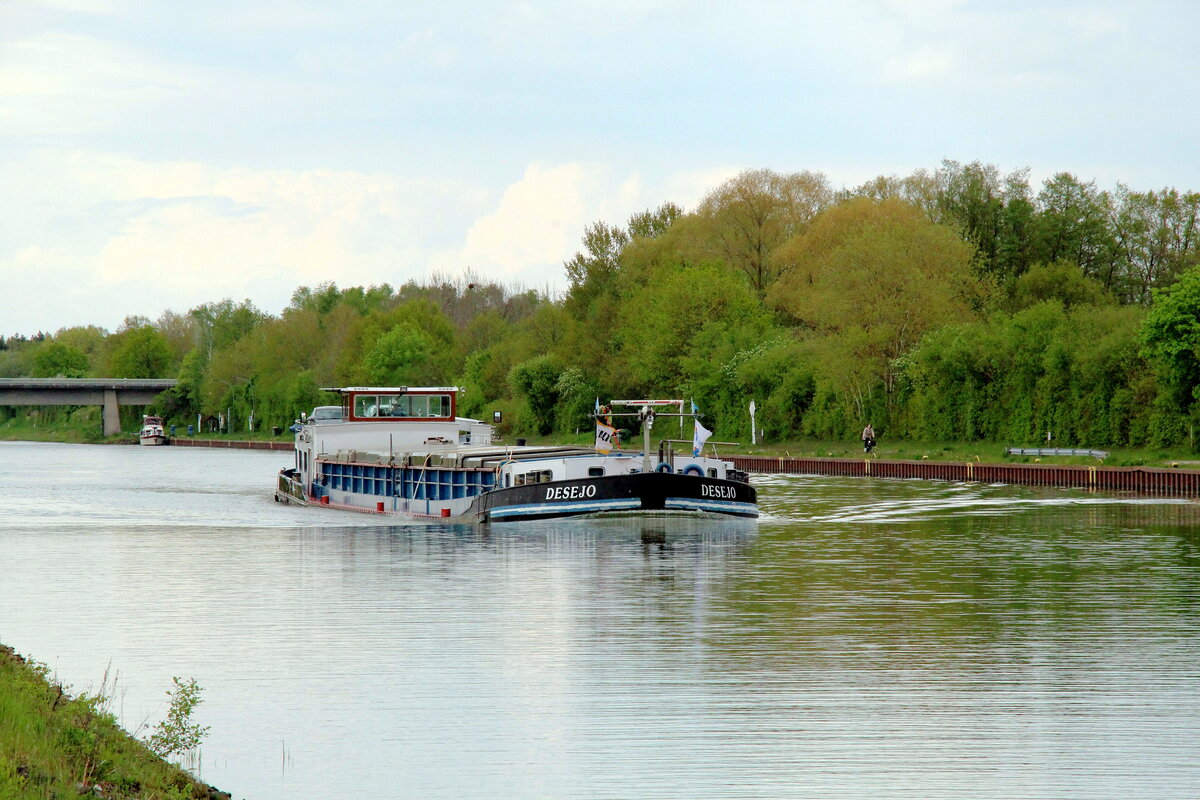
[0,645,227,800]
[0,412,292,447]
[4,411,1198,468]
[515,430,1198,469]
[0,409,114,444]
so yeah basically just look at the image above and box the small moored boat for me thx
[274,386,757,523]
[139,415,167,446]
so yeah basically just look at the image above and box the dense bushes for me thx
[3,162,1200,448]
[901,302,1153,446]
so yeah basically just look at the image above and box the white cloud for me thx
[83,161,480,289]
[881,0,967,17]
[0,152,725,332]
[10,0,117,13]
[457,162,656,287]
[0,152,489,331]
[0,32,197,136]
[882,46,955,83]
[1064,10,1123,37]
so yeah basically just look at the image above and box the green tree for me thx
[903,302,1149,446]
[153,310,199,367]
[935,160,1007,270]
[337,299,458,386]
[694,168,833,296]
[768,197,983,417]
[853,162,1036,282]
[1011,260,1113,310]
[563,202,682,321]
[1141,265,1200,441]
[32,341,89,378]
[615,261,771,399]
[564,221,628,309]
[554,366,601,433]
[107,326,172,378]
[144,677,210,760]
[627,201,683,239]
[1033,173,1118,290]
[848,168,942,221]
[509,355,562,435]
[53,325,106,364]
[158,347,206,420]
[189,299,267,359]
[364,324,437,384]
[1111,185,1200,304]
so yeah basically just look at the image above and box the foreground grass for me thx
[0,645,226,800]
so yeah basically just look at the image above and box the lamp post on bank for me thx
[749,399,757,445]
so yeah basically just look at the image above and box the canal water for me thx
[2,440,1199,799]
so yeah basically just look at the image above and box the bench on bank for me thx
[1005,446,1109,460]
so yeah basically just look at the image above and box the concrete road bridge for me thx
[0,378,177,436]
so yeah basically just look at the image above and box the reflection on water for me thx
[1,442,1199,799]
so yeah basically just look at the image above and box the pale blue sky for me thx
[2,0,1198,335]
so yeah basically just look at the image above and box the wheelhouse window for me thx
[354,395,379,417]
[352,392,453,419]
[408,394,429,417]
[427,394,451,418]
[379,395,406,417]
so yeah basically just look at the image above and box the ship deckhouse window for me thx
[515,473,526,486]
[355,395,379,417]
[707,468,718,478]
[588,466,605,477]
[354,392,453,419]
[378,394,406,417]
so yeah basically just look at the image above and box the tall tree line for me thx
[4,161,1199,448]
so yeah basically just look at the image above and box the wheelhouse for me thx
[326,386,459,422]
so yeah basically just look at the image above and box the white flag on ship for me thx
[692,418,712,457]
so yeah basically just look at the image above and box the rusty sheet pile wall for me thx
[728,456,1200,497]
[169,438,292,451]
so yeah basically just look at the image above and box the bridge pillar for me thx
[103,389,121,437]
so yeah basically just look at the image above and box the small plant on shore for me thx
[1,647,225,798]
[145,677,210,760]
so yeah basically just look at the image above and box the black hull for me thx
[469,472,757,523]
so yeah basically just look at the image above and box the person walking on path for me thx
[862,423,876,454]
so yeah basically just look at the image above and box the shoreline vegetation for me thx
[4,163,1200,470]
[3,415,1198,470]
[0,644,230,800]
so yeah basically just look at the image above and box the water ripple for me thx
[2,443,1200,799]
